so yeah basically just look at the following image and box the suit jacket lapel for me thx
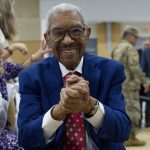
[82,53,101,98]
[42,57,63,106]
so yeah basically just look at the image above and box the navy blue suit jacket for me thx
[141,48,150,78]
[18,52,131,150]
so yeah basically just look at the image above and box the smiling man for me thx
[18,3,131,150]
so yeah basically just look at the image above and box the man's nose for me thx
[62,32,74,43]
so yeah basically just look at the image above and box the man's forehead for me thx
[51,10,81,20]
[49,11,84,27]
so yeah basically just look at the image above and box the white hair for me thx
[44,3,88,32]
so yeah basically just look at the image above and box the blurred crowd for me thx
[0,0,51,149]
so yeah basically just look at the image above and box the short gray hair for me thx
[45,3,88,32]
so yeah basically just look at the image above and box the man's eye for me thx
[52,30,64,36]
[72,28,82,33]
[70,28,84,36]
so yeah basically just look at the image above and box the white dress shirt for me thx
[42,57,105,148]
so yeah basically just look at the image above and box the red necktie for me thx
[61,72,86,150]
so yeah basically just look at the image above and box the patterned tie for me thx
[61,71,86,150]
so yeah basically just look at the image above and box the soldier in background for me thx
[112,26,149,146]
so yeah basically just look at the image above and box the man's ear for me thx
[86,27,91,40]
[44,33,48,42]
[44,33,51,46]
[44,32,53,49]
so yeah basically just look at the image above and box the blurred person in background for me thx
[137,40,150,128]
[142,40,150,49]
[137,40,150,63]
[141,40,150,127]
[112,26,150,146]
[0,0,51,149]
[0,40,49,150]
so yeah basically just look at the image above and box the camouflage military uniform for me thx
[112,40,147,131]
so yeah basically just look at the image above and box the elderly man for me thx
[112,26,149,146]
[18,3,131,150]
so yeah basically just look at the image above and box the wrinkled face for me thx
[45,10,90,70]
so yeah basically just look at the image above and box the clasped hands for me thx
[51,74,96,120]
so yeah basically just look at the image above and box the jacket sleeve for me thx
[93,63,131,143]
[17,70,47,150]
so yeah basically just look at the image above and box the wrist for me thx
[30,52,43,63]
[84,97,99,118]
[30,54,36,62]
[5,47,13,55]
[51,105,66,121]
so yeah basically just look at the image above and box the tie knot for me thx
[63,71,82,80]
[64,72,73,80]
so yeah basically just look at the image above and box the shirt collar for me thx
[59,57,83,77]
